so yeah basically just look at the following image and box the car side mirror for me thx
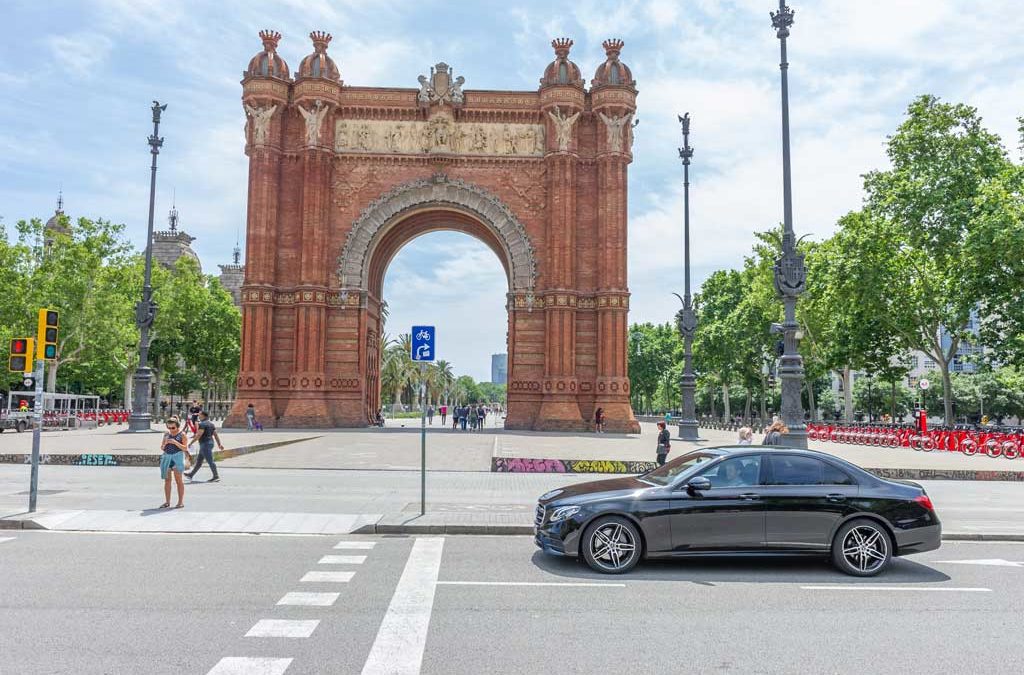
[686,476,712,493]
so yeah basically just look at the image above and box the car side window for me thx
[766,455,854,486]
[698,456,762,488]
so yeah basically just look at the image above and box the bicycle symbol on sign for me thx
[416,329,432,341]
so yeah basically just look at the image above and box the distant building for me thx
[491,353,508,385]
[218,242,245,306]
[152,202,201,272]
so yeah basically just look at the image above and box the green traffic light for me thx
[44,344,57,359]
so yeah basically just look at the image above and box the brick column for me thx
[594,153,639,433]
[227,139,281,428]
[536,146,585,430]
[283,144,332,426]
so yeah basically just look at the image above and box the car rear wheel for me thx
[581,516,641,574]
[832,519,892,577]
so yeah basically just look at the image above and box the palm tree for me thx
[433,360,455,405]
[381,333,415,411]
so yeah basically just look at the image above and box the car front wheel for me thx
[832,518,892,577]
[581,516,642,574]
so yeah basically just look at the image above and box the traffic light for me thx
[37,308,58,360]
[8,338,33,373]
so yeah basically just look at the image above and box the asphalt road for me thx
[3,532,1023,674]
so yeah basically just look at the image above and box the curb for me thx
[2,513,1021,541]
[0,436,321,468]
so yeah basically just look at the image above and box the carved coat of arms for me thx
[417,62,465,107]
[773,252,807,298]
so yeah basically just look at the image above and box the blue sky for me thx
[2,0,1022,381]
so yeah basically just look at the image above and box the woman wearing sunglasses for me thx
[159,416,191,509]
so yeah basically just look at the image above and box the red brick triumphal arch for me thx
[226,31,640,432]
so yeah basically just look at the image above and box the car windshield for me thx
[641,451,719,486]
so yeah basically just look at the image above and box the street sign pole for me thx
[420,363,427,516]
[410,326,436,517]
[28,357,44,512]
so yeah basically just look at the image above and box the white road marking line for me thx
[361,537,445,675]
[0,537,15,544]
[319,554,367,564]
[277,592,340,606]
[207,657,292,675]
[334,541,377,549]
[933,558,1024,568]
[436,581,625,588]
[801,586,992,592]
[245,619,320,638]
[301,570,355,583]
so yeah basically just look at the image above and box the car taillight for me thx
[914,494,934,511]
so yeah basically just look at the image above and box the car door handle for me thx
[739,493,760,501]
[827,493,847,502]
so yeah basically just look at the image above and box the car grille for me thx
[535,504,545,528]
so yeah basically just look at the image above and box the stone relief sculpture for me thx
[298,100,330,146]
[244,103,277,145]
[417,75,431,104]
[598,111,633,152]
[548,106,581,151]
[334,119,545,157]
[450,75,465,104]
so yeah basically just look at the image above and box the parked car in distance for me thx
[535,446,940,576]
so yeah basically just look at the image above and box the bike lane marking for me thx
[245,619,320,638]
[801,586,991,592]
[435,581,625,588]
[300,570,355,583]
[277,592,341,606]
[207,657,293,674]
[360,537,445,675]
[334,541,377,549]
[318,554,367,564]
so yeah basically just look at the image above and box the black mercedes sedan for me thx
[535,446,940,576]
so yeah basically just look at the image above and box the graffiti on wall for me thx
[492,457,657,474]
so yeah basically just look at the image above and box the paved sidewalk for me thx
[2,465,1022,538]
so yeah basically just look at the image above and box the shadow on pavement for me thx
[530,550,951,584]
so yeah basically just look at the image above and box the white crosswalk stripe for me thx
[207,657,292,674]
[300,570,356,583]
[277,592,340,607]
[246,619,320,638]
[318,554,367,564]
[334,540,376,550]
[0,537,15,544]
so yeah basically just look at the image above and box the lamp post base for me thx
[780,428,808,448]
[677,420,700,441]
[126,414,157,432]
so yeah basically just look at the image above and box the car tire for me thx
[16,420,27,433]
[581,516,642,575]
[832,518,892,577]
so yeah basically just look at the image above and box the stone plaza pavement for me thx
[2,417,1023,476]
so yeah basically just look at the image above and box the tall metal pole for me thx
[420,363,427,516]
[28,358,44,512]
[770,2,807,447]
[128,101,166,432]
[675,113,699,441]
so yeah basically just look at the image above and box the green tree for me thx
[862,95,1011,424]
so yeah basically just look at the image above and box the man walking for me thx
[427,405,435,425]
[187,411,223,482]
[440,404,447,426]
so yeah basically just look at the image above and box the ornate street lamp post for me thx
[770,1,808,447]
[127,101,167,432]
[674,113,699,441]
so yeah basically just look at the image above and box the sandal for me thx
[174,504,185,509]
[158,503,170,509]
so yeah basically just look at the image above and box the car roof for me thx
[703,445,873,475]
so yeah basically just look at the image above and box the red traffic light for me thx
[12,339,27,354]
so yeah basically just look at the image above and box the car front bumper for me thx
[534,505,586,557]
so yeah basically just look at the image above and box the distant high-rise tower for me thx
[491,353,508,385]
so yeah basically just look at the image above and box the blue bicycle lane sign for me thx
[411,326,435,362]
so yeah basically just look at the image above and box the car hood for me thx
[540,476,651,505]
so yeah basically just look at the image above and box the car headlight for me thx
[548,505,581,522]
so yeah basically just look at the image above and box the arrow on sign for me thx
[933,559,1024,568]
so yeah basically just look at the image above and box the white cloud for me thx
[47,32,113,77]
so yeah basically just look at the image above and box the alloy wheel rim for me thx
[590,522,637,571]
[842,525,888,573]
